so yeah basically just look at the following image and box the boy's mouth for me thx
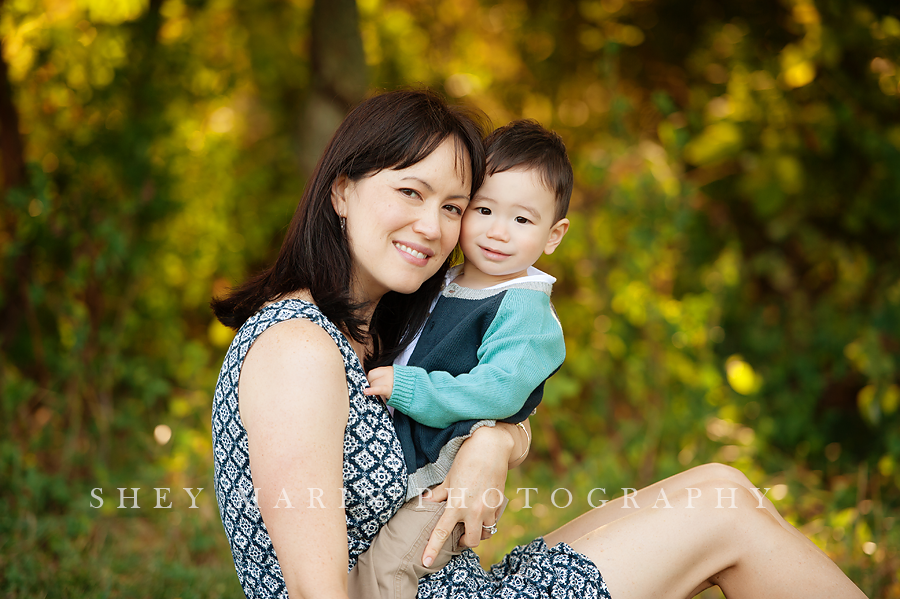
[479,245,510,260]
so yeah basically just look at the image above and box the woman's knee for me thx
[672,479,772,517]
[647,481,777,560]
[688,463,755,489]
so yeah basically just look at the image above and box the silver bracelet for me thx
[514,421,531,462]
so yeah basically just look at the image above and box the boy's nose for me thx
[486,221,509,241]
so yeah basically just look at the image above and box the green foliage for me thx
[1,0,898,596]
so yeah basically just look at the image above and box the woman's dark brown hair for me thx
[211,89,488,368]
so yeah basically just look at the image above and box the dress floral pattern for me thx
[212,300,611,598]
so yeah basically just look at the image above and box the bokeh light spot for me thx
[154,424,172,445]
[771,484,788,500]
[725,355,762,395]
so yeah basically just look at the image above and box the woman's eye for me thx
[399,188,421,199]
[443,204,463,215]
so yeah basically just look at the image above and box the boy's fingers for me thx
[363,382,390,396]
[367,366,388,380]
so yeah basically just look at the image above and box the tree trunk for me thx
[0,21,26,190]
[0,9,31,365]
[298,0,368,174]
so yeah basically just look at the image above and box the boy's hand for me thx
[364,366,394,401]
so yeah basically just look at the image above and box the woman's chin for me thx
[388,272,439,295]
[391,281,429,295]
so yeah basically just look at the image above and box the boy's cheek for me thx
[458,216,479,243]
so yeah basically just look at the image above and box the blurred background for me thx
[1,0,898,596]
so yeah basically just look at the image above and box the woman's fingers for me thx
[422,508,457,567]
[421,484,494,564]
[424,483,448,503]
[461,503,486,549]
[478,498,506,540]
[419,426,516,565]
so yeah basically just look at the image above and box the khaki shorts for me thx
[348,498,465,599]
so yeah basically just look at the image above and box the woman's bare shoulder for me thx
[250,292,339,369]
[239,315,350,429]
[252,316,340,359]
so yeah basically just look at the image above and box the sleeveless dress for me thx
[212,300,611,599]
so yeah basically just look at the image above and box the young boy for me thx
[349,120,572,599]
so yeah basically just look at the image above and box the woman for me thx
[211,89,866,598]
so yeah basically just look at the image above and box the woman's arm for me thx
[419,421,528,566]
[239,319,351,599]
[506,419,532,469]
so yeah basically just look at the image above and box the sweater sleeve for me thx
[387,289,565,429]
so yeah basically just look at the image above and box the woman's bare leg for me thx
[545,480,866,599]
[544,463,813,549]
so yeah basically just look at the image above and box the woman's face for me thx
[332,138,471,303]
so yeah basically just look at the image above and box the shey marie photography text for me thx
[89,486,775,510]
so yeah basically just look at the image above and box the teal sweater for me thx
[389,287,564,428]
[387,270,564,496]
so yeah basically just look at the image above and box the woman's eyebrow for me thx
[400,176,434,192]
[401,176,470,201]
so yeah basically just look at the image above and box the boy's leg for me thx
[348,498,464,599]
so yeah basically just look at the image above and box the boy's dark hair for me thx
[211,89,488,369]
[485,119,573,223]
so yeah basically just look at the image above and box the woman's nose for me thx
[412,205,441,240]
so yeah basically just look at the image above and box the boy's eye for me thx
[515,216,532,224]
[475,207,491,215]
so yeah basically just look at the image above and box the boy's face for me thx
[460,168,568,283]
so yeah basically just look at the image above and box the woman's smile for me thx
[394,241,434,263]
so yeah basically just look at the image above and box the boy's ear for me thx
[331,174,351,217]
[543,218,569,255]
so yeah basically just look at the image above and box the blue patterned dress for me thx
[212,300,611,599]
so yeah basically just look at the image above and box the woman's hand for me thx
[420,423,518,566]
